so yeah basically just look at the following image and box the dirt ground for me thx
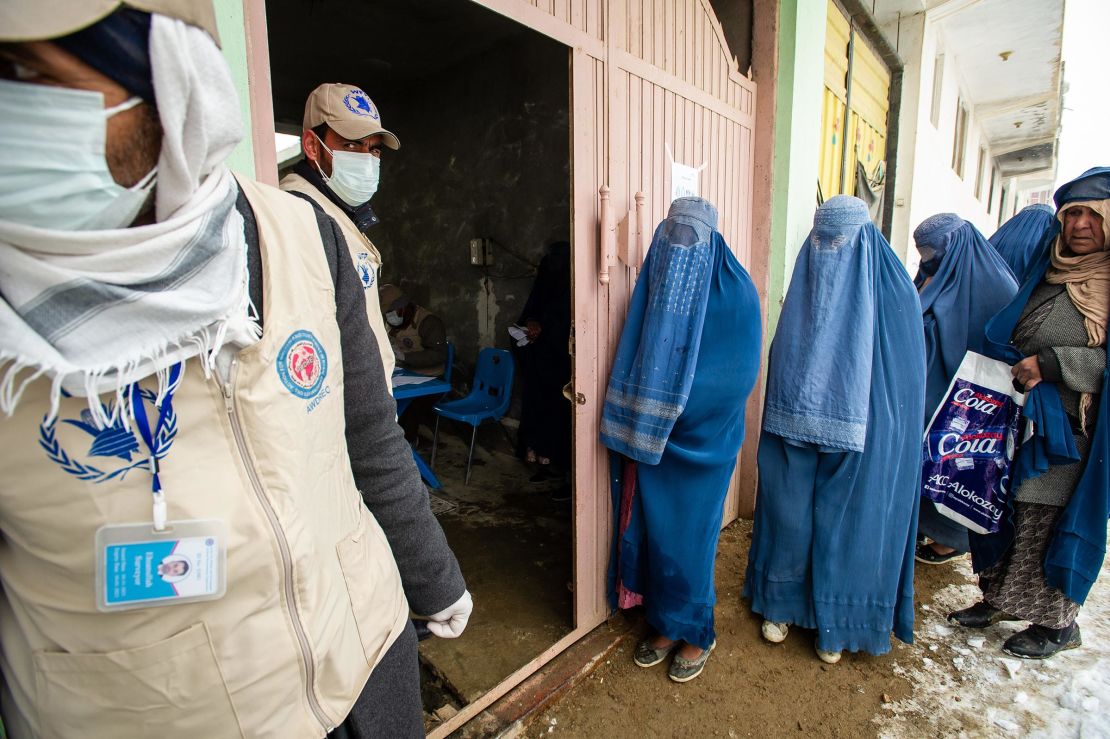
[522,519,974,739]
[417,421,574,719]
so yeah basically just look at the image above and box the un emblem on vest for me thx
[356,251,375,289]
[39,391,177,483]
[277,330,329,399]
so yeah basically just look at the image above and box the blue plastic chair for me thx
[442,341,455,384]
[431,348,514,484]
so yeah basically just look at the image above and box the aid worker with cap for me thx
[281,83,398,385]
[0,2,471,737]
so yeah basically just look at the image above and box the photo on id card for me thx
[96,520,227,611]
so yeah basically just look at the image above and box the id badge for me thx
[95,520,227,612]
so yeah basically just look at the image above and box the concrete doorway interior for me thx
[266,0,575,732]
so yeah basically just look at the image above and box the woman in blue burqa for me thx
[744,195,925,663]
[990,204,1057,285]
[913,214,1018,564]
[601,197,761,683]
[949,167,1110,660]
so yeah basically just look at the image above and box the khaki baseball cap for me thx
[378,284,409,313]
[304,83,400,150]
[0,0,220,46]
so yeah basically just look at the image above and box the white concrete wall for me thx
[886,14,1004,272]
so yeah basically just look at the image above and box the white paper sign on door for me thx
[671,160,701,202]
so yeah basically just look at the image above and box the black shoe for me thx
[915,542,966,565]
[1002,623,1082,659]
[947,601,1019,629]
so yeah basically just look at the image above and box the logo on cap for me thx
[343,89,380,120]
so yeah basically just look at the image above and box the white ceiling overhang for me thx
[873,0,1064,177]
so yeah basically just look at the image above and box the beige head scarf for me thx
[1045,199,1110,348]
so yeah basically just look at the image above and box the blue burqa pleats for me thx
[603,197,762,648]
[971,167,1110,606]
[990,204,1057,285]
[600,198,717,465]
[744,196,925,655]
[913,215,1019,553]
[914,214,1019,419]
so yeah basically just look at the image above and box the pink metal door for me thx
[570,2,761,638]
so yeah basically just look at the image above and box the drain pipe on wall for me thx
[839,19,856,195]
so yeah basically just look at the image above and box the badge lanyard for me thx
[96,361,227,611]
[129,362,182,531]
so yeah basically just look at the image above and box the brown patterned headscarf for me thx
[1045,199,1110,348]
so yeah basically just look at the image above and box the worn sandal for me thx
[668,640,716,683]
[633,638,678,668]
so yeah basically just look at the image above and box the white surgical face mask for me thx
[0,79,158,231]
[313,132,380,207]
[385,310,404,327]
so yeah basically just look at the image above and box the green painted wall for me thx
[765,0,827,350]
[213,0,256,177]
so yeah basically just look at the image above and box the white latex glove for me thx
[394,349,406,362]
[424,590,473,639]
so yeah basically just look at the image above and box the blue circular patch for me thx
[343,89,380,120]
[277,330,328,399]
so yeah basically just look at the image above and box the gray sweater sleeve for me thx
[1050,346,1107,395]
[321,213,467,616]
[241,191,467,615]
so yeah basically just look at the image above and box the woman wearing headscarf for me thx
[990,204,1057,285]
[913,214,1018,564]
[744,196,925,663]
[601,197,762,682]
[950,168,1110,660]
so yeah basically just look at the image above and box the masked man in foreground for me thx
[0,3,471,736]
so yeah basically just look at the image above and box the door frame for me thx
[241,2,759,735]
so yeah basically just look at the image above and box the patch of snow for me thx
[1001,658,1023,679]
[876,541,1110,739]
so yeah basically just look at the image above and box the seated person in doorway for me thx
[514,241,572,488]
[380,284,449,377]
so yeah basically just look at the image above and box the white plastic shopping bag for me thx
[920,352,1025,535]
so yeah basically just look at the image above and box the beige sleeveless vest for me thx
[0,178,408,738]
[280,171,395,384]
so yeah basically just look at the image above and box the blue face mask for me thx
[0,79,157,231]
